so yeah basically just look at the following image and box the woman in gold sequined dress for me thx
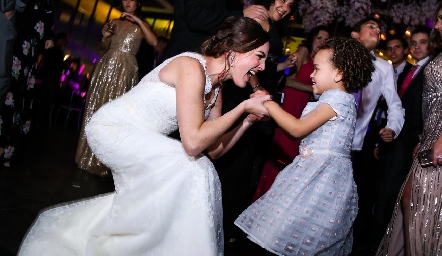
[376,4,442,255]
[75,0,157,176]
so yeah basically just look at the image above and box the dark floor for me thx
[0,126,115,256]
[0,123,374,256]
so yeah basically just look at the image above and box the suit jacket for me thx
[161,0,242,61]
[396,60,429,146]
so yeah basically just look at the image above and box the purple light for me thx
[61,74,66,82]
[93,58,97,63]
[427,19,434,29]
[78,64,85,75]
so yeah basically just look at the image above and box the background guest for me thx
[160,0,269,62]
[35,31,69,129]
[0,0,54,167]
[136,36,168,80]
[0,0,28,113]
[349,17,405,253]
[370,27,432,252]
[377,5,442,255]
[75,0,158,176]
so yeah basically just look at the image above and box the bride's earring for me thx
[230,53,235,67]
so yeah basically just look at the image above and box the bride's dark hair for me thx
[200,16,269,58]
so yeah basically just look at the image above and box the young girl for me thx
[235,37,375,255]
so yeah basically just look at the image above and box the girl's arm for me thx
[264,100,336,138]
[159,56,270,157]
[121,12,158,46]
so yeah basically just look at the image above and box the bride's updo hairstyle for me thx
[200,16,269,58]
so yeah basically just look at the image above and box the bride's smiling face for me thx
[229,42,269,87]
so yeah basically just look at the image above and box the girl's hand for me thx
[244,95,271,117]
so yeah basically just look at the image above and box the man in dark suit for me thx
[369,27,433,251]
[160,0,268,61]
[386,36,413,85]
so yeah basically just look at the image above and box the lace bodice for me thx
[94,52,219,135]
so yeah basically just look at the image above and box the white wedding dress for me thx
[19,53,224,256]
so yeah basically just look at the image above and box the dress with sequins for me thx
[235,89,358,255]
[376,53,442,255]
[76,19,142,176]
[19,53,224,256]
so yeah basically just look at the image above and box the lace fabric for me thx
[19,53,224,256]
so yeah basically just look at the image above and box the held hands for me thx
[243,5,269,22]
[379,128,395,143]
[244,94,271,118]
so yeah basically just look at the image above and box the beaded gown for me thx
[376,53,442,255]
[75,19,142,176]
[19,53,223,256]
[236,89,358,255]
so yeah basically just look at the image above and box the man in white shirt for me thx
[371,36,412,138]
[349,17,405,252]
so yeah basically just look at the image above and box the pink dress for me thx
[252,55,314,201]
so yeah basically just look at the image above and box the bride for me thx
[19,16,270,256]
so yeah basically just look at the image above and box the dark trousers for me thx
[368,138,414,249]
[352,121,382,248]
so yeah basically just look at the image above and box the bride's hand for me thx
[244,94,271,117]
[250,89,270,98]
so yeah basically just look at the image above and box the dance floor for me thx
[0,125,371,256]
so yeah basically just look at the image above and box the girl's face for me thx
[268,0,295,22]
[122,0,138,13]
[310,49,343,95]
[312,30,330,55]
[435,8,442,37]
[229,42,269,87]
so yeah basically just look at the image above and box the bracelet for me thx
[245,115,254,125]
[251,84,261,90]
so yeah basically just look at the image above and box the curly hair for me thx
[320,37,375,93]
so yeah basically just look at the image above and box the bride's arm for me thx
[159,57,269,157]
[204,94,257,160]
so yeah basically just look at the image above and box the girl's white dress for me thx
[19,52,224,256]
[235,89,358,255]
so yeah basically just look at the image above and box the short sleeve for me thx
[318,89,355,121]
